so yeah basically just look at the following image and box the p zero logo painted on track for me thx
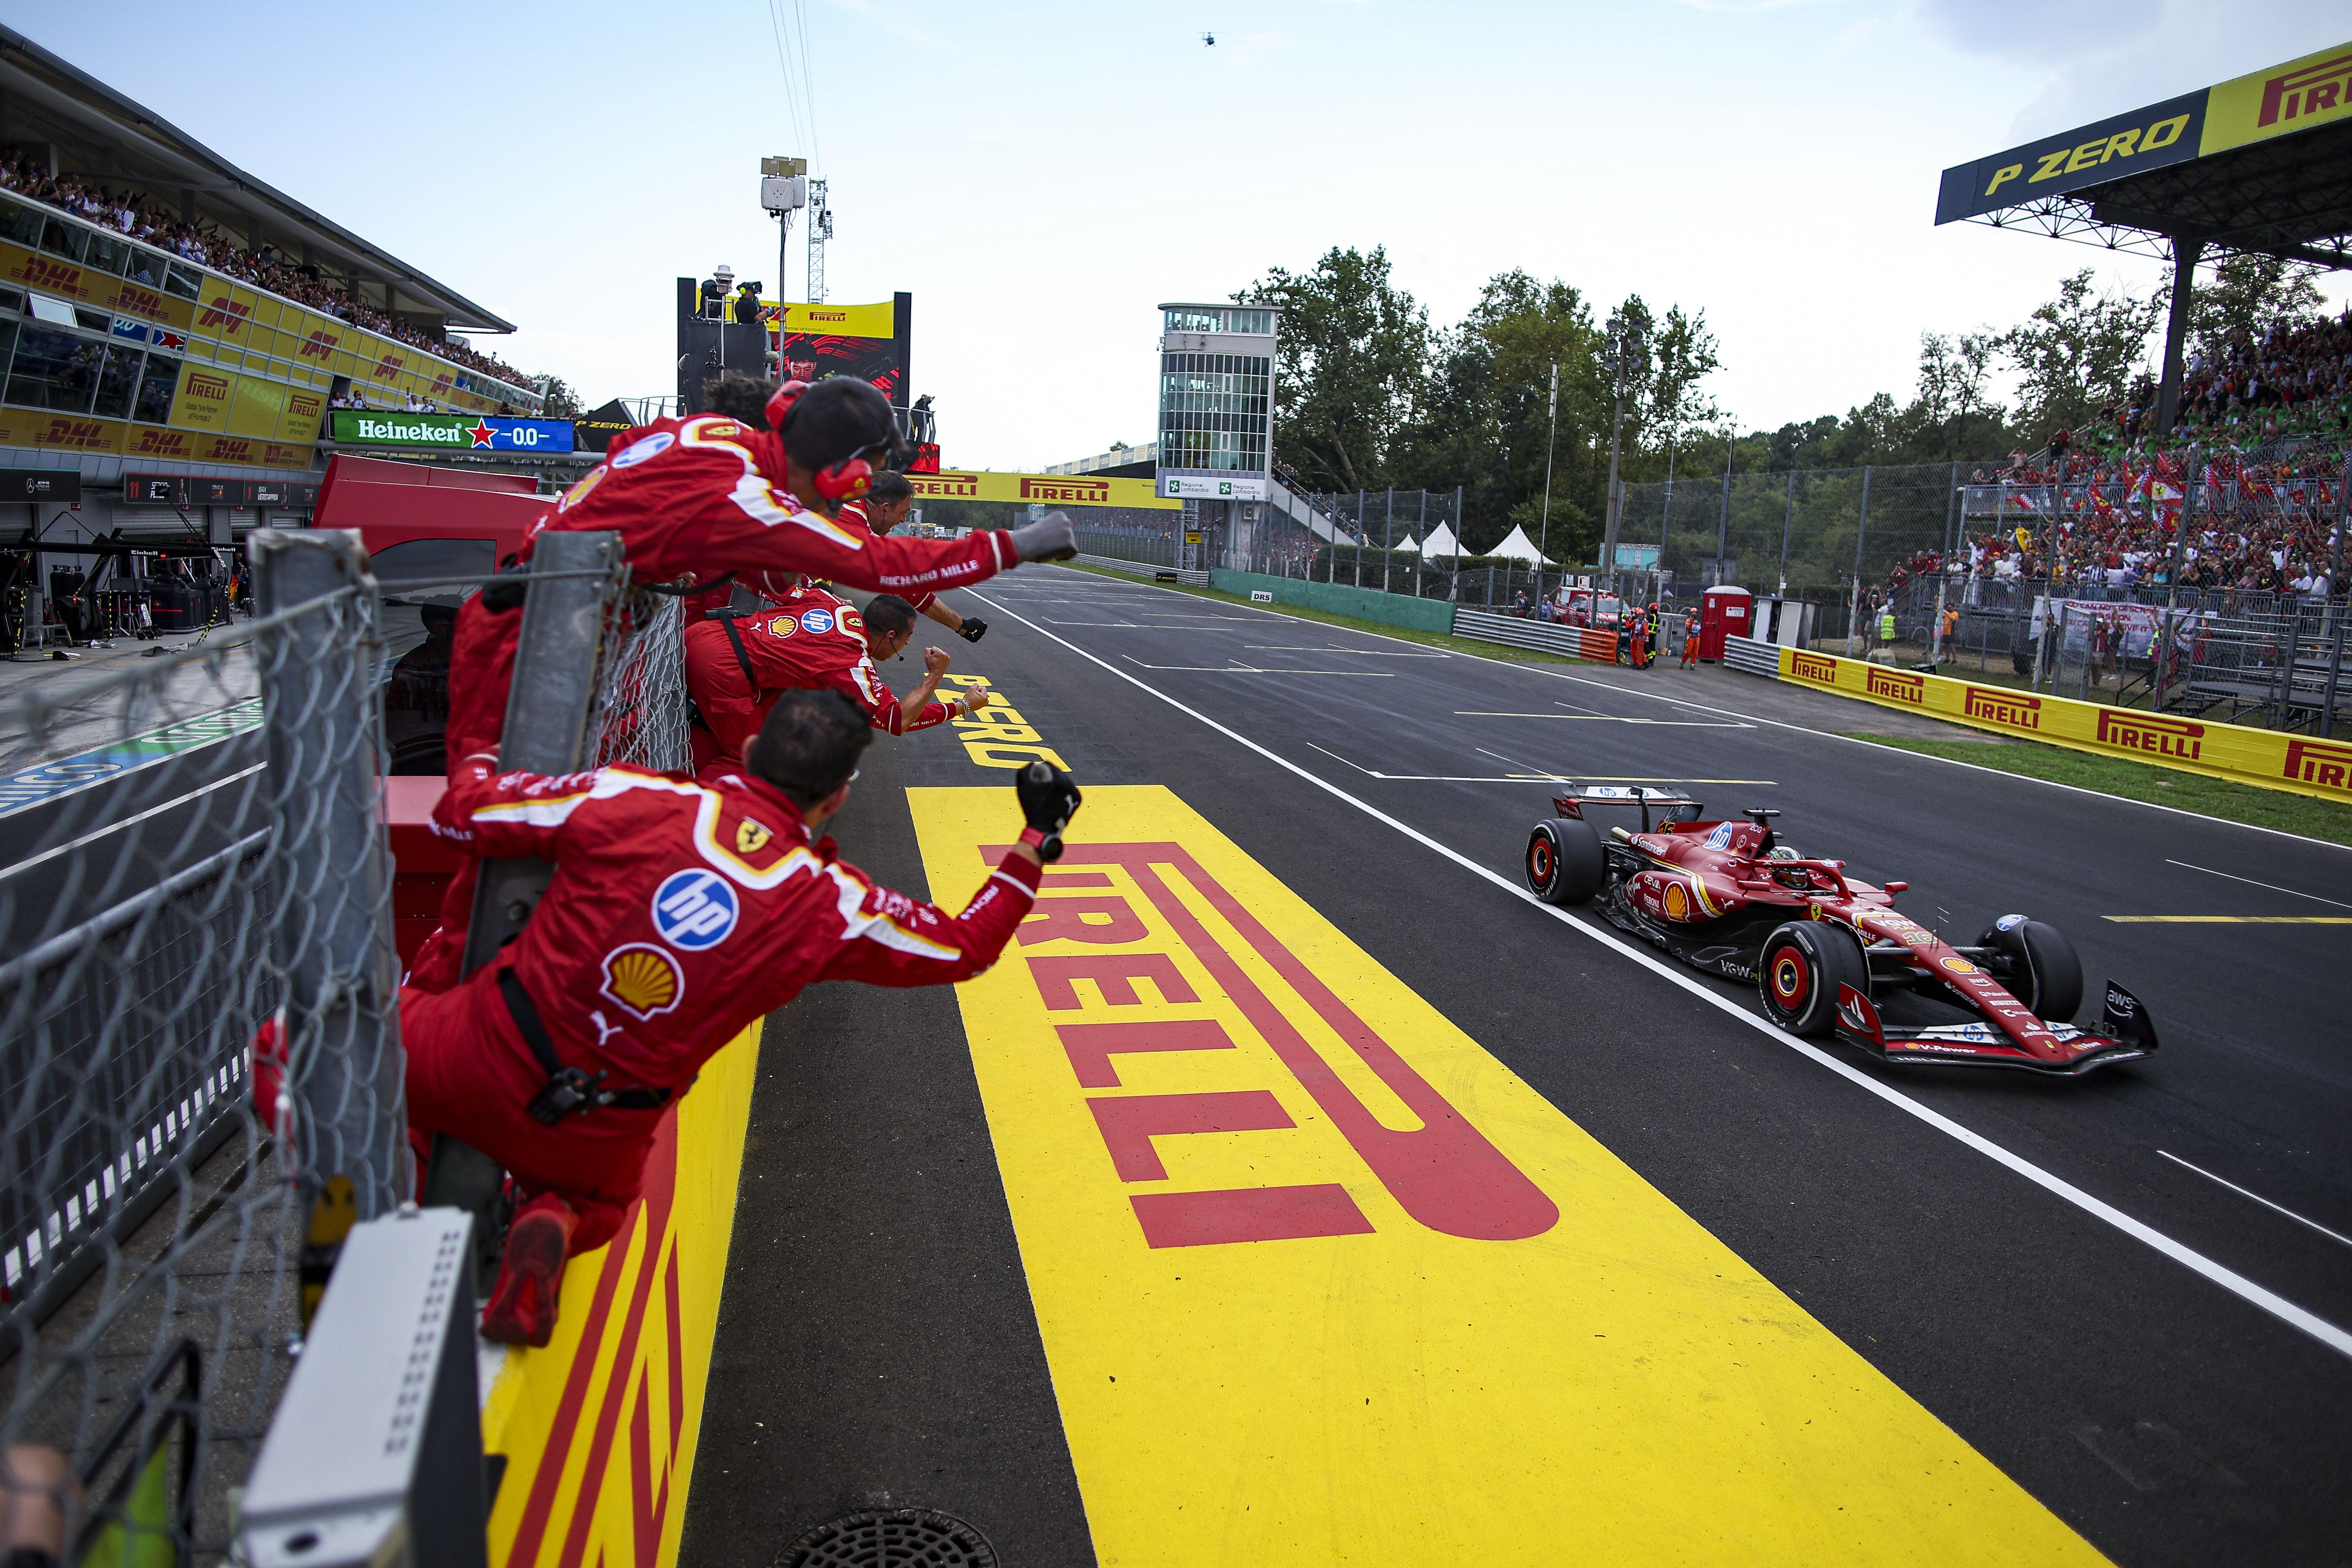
[909,785,2103,1567]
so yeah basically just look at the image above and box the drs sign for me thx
[330,410,575,454]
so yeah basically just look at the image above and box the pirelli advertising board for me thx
[1936,40,2352,224]
[1775,645,2352,804]
[908,470,1180,509]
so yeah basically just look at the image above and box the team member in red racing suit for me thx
[683,587,994,775]
[833,472,988,643]
[409,376,1076,991]
[405,689,1084,1345]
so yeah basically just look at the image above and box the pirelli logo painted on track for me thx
[909,784,2105,1566]
[1779,644,2348,804]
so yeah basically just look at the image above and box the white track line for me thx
[973,584,2352,1364]
[2164,859,2352,909]
[2159,1152,2352,1251]
[0,763,266,882]
[1039,569,2352,855]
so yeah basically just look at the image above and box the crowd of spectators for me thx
[2058,307,2352,455]
[0,158,538,395]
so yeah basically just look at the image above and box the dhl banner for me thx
[911,469,1179,510]
[1777,645,2352,803]
[0,406,312,471]
[480,1021,760,1567]
[0,240,197,332]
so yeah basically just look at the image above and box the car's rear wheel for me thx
[1977,917,2083,1023]
[1758,922,1868,1037]
[1525,817,1605,905]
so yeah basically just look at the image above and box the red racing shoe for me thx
[479,1198,578,1347]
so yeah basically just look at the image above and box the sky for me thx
[13,1,2349,470]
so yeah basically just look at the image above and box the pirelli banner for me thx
[908,470,1179,510]
[1778,647,2352,804]
[1937,39,2352,224]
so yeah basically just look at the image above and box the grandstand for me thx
[0,25,540,557]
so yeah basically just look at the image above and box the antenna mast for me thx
[806,178,833,305]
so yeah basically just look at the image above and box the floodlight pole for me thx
[2151,235,2203,441]
[1602,338,1631,591]
[1539,363,1559,569]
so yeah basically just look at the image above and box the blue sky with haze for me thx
[12,2,2346,466]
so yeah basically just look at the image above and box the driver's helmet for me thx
[1766,845,1799,861]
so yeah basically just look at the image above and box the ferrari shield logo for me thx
[736,818,774,855]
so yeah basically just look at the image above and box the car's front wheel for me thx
[1525,817,1605,905]
[1977,917,2083,1023]
[1758,921,1868,1037]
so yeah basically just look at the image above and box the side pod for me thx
[2100,981,2159,1051]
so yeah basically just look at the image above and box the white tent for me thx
[1393,533,1419,554]
[1488,524,1557,566]
[1419,521,1462,558]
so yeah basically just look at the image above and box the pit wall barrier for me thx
[477,1020,762,1567]
[1206,568,1457,635]
[1453,608,1620,662]
[1755,641,2352,804]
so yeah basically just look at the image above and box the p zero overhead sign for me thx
[1936,40,2352,225]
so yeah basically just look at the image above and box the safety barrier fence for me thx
[1726,640,2352,803]
[0,523,721,1563]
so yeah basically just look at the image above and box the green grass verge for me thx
[1843,732,2352,847]
[1059,561,1583,667]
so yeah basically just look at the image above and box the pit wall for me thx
[1769,643,2352,804]
[476,1021,762,1567]
[1206,568,1458,635]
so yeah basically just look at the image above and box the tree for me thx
[2182,252,2328,367]
[1241,247,1429,493]
[535,375,584,418]
[2001,269,2160,443]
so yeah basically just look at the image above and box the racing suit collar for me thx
[719,769,840,858]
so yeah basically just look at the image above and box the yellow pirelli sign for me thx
[1779,647,2352,802]
[909,469,1179,509]
[908,784,2107,1566]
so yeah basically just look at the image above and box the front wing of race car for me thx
[1833,980,2160,1076]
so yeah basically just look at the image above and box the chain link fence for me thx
[0,529,408,1563]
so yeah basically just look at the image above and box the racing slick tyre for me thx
[1978,917,2084,1023]
[1525,818,1604,906]
[1757,922,1869,1038]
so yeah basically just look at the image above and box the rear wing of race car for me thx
[1549,784,1703,833]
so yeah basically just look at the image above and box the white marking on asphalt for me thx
[976,584,2352,1364]
[2159,1151,2352,1251]
[1048,570,2352,855]
[0,763,268,882]
[1119,657,1393,677]
[2164,859,2352,909]
[1452,711,1750,727]
[1303,741,1775,787]
[1244,645,1451,658]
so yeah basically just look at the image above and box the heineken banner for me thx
[329,410,575,453]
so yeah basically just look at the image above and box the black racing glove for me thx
[1007,511,1077,563]
[957,617,988,643]
[1014,760,1082,863]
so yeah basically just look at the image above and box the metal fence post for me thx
[1779,470,1795,593]
[460,531,627,976]
[1414,490,1426,597]
[250,528,408,1220]
[1383,487,1394,595]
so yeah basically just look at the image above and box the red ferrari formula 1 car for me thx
[1522,785,2158,1074]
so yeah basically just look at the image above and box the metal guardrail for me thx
[1723,635,1782,678]
[1453,609,1591,658]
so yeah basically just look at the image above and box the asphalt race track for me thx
[678,565,2352,1567]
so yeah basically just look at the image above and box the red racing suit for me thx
[401,756,1039,1252]
[682,585,954,774]
[445,415,1008,762]
[416,415,1012,991]
[830,498,937,613]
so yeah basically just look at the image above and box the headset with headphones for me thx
[764,379,883,504]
